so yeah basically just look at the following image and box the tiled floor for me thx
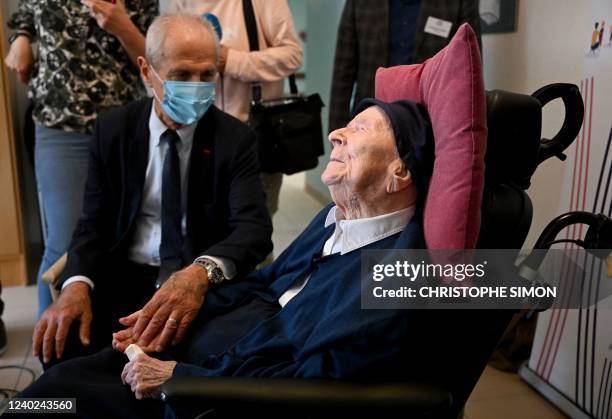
[0,174,567,418]
[0,285,42,397]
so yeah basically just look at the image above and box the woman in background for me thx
[4,0,158,316]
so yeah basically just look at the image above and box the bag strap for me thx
[242,0,262,103]
[288,74,298,95]
[242,0,298,101]
[242,0,259,52]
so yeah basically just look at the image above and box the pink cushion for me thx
[375,24,487,249]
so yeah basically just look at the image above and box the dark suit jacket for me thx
[329,0,482,132]
[59,99,273,289]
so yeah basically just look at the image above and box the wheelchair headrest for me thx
[485,84,584,190]
[484,90,541,189]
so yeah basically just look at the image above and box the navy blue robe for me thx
[174,204,425,380]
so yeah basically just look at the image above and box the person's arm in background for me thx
[4,0,35,84]
[460,0,482,55]
[220,0,302,82]
[80,0,158,66]
[328,0,358,132]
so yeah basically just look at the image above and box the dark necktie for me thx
[156,129,183,288]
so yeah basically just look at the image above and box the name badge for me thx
[424,16,453,38]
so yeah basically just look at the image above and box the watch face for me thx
[209,267,224,283]
[197,260,225,283]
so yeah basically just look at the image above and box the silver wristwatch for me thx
[195,259,226,284]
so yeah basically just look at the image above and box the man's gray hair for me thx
[145,13,220,69]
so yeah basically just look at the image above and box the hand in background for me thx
[4,35,34,84]
[32,282,92,363]
[81,0,133,39]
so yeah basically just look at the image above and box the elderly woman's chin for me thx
[321,164,345,187]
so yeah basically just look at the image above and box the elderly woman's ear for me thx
[386,158,413,194]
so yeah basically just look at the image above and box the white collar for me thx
[148,102,198,148]
[324,205,416,255]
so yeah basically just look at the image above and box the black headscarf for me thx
[353,98,435,196]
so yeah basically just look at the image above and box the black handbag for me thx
[242,0,325,175]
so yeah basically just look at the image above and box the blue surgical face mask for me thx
[151,67,216,126]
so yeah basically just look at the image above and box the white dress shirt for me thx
[63,107,235,291]
[277,205,416,307]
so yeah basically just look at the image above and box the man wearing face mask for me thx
[30,14,273,368]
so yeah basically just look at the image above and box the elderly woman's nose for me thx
[328,128,347,146]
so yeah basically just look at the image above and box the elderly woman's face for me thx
[322,107,397,193]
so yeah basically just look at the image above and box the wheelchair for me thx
[159,83,606,418]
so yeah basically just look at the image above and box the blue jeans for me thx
[35,125,91,317]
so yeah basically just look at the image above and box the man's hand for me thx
[111,317,161,354]
[80,0,133,39]
[119,264,208,353]
[32,282,92,363]
[121,352,177,400]
[4,35,34,84]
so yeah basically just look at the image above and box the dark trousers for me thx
[43,261,159,369]
[20,296,281,419]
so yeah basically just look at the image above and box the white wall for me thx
[481,0,587,247]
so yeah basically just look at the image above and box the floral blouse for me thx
[7,0,158,133]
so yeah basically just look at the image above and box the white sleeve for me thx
[61,276,95,291]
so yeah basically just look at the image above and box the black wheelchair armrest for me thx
[161,376,452,418]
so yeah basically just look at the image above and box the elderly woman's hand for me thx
[121,352,177,400]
